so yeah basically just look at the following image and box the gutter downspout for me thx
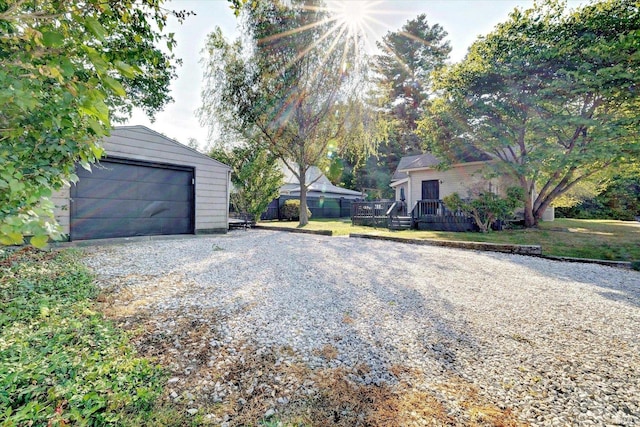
[226,170,231,232]
[407,173,412,214]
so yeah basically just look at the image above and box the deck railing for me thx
[386,201,409,217]
[411,199,474,231]
[351,201,395,218]
[351,201,395,227]
[352,199,473,231]
[411,199,467,218]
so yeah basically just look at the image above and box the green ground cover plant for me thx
[0,248,169,426]
[260,218,640,262]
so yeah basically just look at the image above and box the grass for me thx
[0,248,195,427]
[259,218,640,262]
[259,217,384,236]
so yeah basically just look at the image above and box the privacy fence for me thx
[261,196,356,220]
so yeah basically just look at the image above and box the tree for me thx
[373,14,450,156]
[209,144,283,222]
[0,0,183,246]
[420,0,640,227]
[556,164,640,220]
[352,14,450,198]
[551,175,607,210]
[199,0,375,226]
[186,138,201,152]
[581,174,640,220]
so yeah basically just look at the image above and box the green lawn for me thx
[258,218,640,262]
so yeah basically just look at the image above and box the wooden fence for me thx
[261,196,355,221]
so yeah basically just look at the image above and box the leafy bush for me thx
[281,199,312,221]
[556,175,640,220]
[0,249,166,426]
[444,187,524,233]
[0,1,179,247]
[210,145,283,222]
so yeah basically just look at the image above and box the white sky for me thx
[125,0,585,150]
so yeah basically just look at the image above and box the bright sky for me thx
[125,0,585,150]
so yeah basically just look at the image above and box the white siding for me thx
[542,206,555,222]
[404,162,554,221]
[393,182,408,202]
[52,125,230,238]
[404,162,521,210]
[51,185,70,234]
[406,163,488,209]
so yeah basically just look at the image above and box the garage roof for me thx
[108,125,231,170]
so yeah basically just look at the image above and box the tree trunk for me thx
[533,197,553,224]
[524,203,537,227]
[523,183,538,228]
[298,164,309,227]
[299,185,309,226]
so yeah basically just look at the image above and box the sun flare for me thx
[328,0,375,35]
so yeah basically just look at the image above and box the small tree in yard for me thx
[444,187,524,233]
[210,145,283,222]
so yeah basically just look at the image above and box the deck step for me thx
[389,216,412,230]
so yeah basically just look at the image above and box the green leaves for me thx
[443,187,523,233]
[41,31,65,48]
[114,60,138,78]
[424,0,640,227]
[210,145,283,222]
[84,17,107,42]
[201,0,372,225]
[0,231,23,246]
[79,96,110,126]
[1,0,181,247]
[82,45,110,74]
[102,76,126,97]
[0,250,165,425]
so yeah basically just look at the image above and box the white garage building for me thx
[52,125,231,241]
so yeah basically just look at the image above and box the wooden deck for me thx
[351,201,395,228]
[413,215,474,232]
[352,200,475,232]
[412,200,475,231]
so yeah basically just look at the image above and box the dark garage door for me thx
[70,159,194,240]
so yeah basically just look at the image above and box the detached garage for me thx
[52,125,231,241]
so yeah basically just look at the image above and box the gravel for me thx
[82,229,640,425]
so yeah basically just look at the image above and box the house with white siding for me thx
[390,152,500,208]
[52,125,231,241]
[389,152,553,229]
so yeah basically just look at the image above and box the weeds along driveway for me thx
[83,230,640,426]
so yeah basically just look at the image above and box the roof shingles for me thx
[391,150,492,183]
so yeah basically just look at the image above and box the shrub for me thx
[444,187,524,233]
[555,175,640,220]
[281,199,312,221]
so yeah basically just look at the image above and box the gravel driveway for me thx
[83,230,640,426]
